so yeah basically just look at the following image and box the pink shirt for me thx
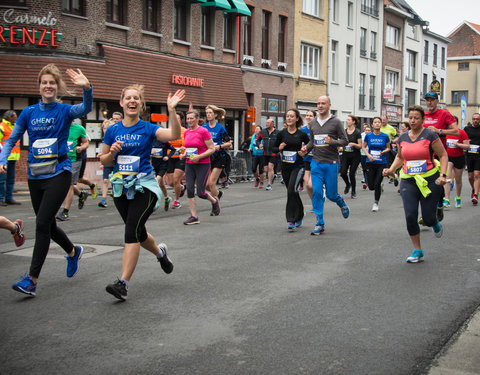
[184,126,212,164]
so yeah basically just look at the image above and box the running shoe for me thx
[432,221,443,238]
[221,182,229,189]
[372,203,379,212]
[259,182,264,189]
[287,222,296,231]
[418,217,425,226]
[436,205,444,221]
[473,194,478,205]
[218,190,224,200]
[471,189,475,201]
[12,219,25,247]
[78,191,87,209]
[280,179,285,185]
[266,184,272,191]
[65,245,83,278]
[311,224,325,236]
[98,199,108,208]
[443,199,450,209]
[179,184,186,198]
[406,249,424,263]
[172,200,181,209]
[56,211,69,221]
[341,203,350,218]
[183,216,200,225]
[344,185,350,194]
[295,220,303,228]
[393,176,399,187]
[254,179,259,188]
[381,183,384,192]
[106,279,128,301]
[351,192,357,199]
[363,183,368,190]
[12,275,36,296]
[450,180,454,191]
[455,196,462,208]
[298,186,304,192]
[211,197,221,216]
[90,184,98,199]
[164,196,172,211]
[157,243,173,274]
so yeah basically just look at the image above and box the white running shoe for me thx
[372,203,379,212]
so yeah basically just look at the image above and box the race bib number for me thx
[446,139,458,148]
[370,150,382,160]
[406,160,427,175]
[32,138,58,159]
[468,144,479,154]
[282,151,297,163]
[151,148,163,158]
[344,145,354,152]
[67,141,74,153]
[173,148,181,156]
[117,155,140,175]
[314,134,327,147]
[185,148,198,159]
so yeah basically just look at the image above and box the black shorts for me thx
[466,154,480,172]
[264,155,276,166]
[153,162,168,177]
[79,158,87,178]
[167,158,185,173]
[211,154,227,169]
[252,155,264,174]
[448,155,466,170]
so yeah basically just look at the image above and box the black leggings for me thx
[282,163,305,223]
[28,172,74,278]
[114,189,157,243]
[340,153,361,193]
[185,163,211,199]
[367,163,387,201]
[400,174,442,236]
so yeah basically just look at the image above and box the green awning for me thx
[190,0,207,3]
[201,0,231,11]
[225,0,251,16]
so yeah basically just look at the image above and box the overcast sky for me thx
[405,0,480,37]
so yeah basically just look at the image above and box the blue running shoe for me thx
[287,222,296,231]
[12,275,36,296]
[311,225,325,236]
[66,245,83,278]
[295,220,303,228]
[432,221,443,238]
[341,204,350,219]
[406,249,424,263]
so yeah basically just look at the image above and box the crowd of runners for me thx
[1,64,479,300]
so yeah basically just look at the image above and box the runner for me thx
[362,117,391,212]
[151,136,176,211]
[302,96,350,235]
[249,125,265,189]
[100,85,184,301]
[360,123,371,190]
[383,105,447,263]
[180,109,219,225]
[0,64,92,297]
[465,113,480,205]
[444,125,469,208]
[76,131,98,203]
[340,115,362,199]
[0,216,25,247]
[256,119,279,191]
[166,112,186,209]
[97,118,115,208]
[300,110,315,201]
[273,109,309,231]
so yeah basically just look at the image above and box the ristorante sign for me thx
[171,74,205,88]
[0,8,62,47]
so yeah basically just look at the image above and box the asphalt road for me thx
[0,177,479,375]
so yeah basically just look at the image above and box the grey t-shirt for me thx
[306,115,348,164]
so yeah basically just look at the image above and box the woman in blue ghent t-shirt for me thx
[100,85,185,301]
[362,116,391,212]
[0,64,93,297]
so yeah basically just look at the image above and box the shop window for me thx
[224,13,236,50]
[143,0,159,32]
[106,0,127,25]
[174,0,188,41]
[63,0,86,17]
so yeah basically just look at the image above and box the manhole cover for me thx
[5,244,122,259]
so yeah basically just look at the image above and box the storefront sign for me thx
[171,74,204,88]
[382,105,402,122]
[383,84,393,100]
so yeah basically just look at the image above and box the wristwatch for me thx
[439,129,443,135]
[441,173,447,177]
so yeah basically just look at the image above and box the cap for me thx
[424,92,439,100]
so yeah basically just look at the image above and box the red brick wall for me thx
[448,25,480,57]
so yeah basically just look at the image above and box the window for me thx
[458,62,470,71]
[407,50,417,81]
[261,94,287,130]
[346,45,352,85]
[452,91,468,105]
[278,16,287,63]
[242,9,253,57]
[331,41,338,82]
[406,23,416,39]
[385,70,399,95]
[360,28,367,57]
[359,73,366,109]
[369,75,376,110]
[300,43,321,79]
[106,0,127,25]
[433,44,438,66]
[303,0,320,17]
[347,2,353,27]
[386,25,400,49]
[262,11,271,60]
[424,40,429,64]
[441,47,446,69]
[224,13,236,50]
[423,73,428,95]
[143,0,158,32]
[440,78,445,98]
[370,31,377,59]
[174,0,187,41]
[361,0,379,17]
[63,0,86,17]
[332,0,339,23]
[406,89,416,108]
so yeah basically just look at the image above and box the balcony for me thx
[242,55,254,65]
[360,49,367,58]
[361,4,379,17]
[370,52,377,60]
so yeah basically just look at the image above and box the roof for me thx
[0,45,248,109]
[447,21,480,57]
